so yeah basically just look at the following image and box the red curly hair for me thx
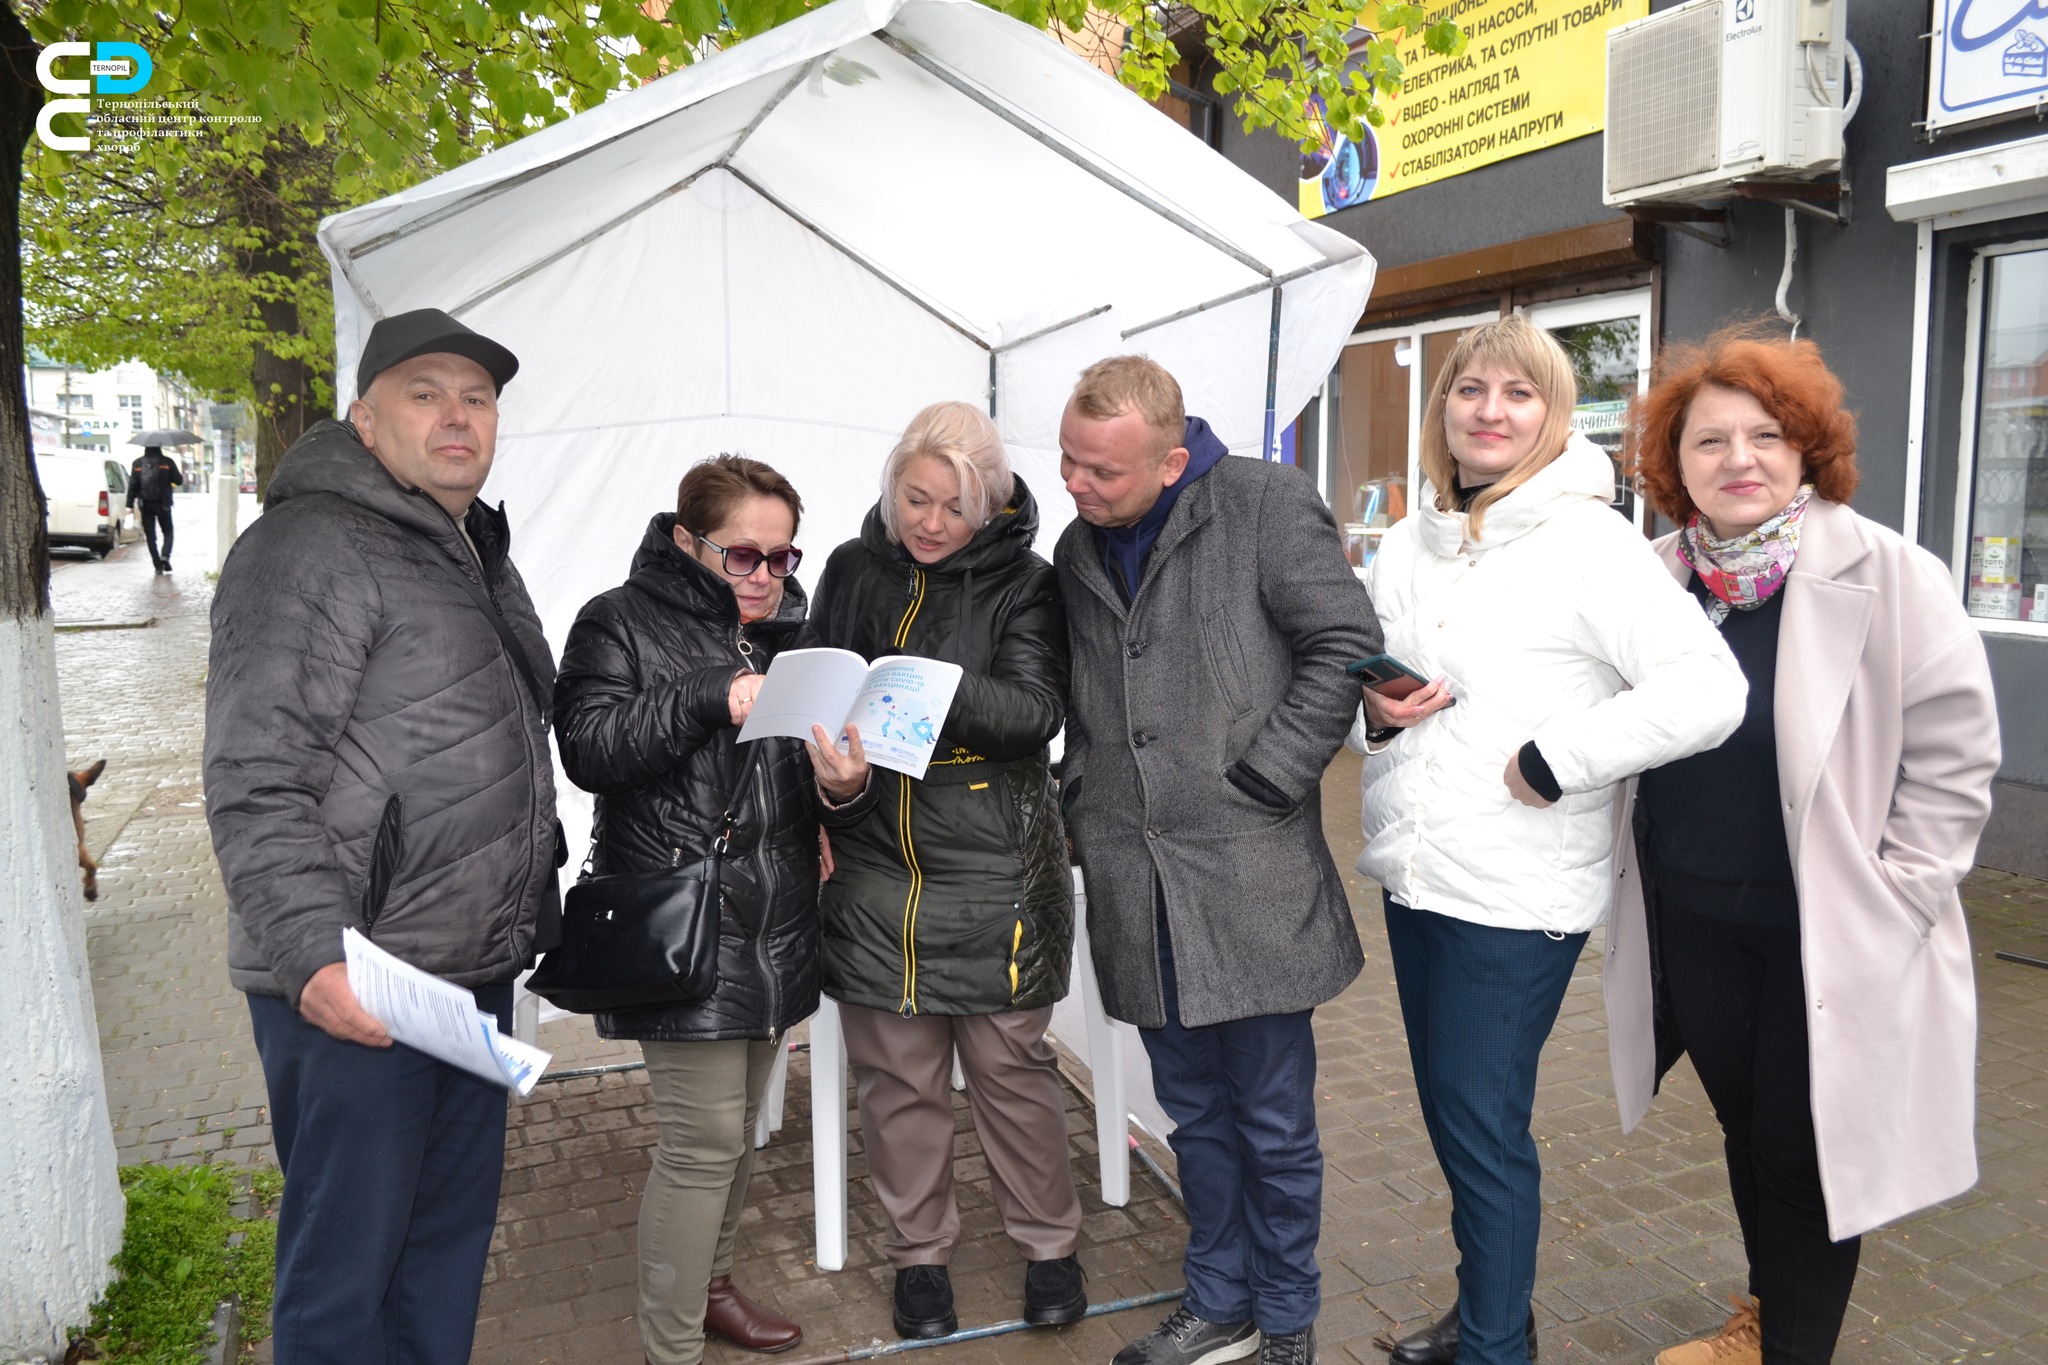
[1629,323,1860,524]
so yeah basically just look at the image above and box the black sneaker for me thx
[1023,1253,1088,1326]
[1111,1306,1259,1365]
[892,1264,957,1340]
[1258,1325,1315,1365]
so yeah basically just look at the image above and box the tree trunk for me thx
[0,5,126,1359]
[234,152,315,498]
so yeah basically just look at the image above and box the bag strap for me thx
[582,727,763,877]
[708,744,760,857]
[416,538,551,725]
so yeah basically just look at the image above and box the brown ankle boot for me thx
[704,1275,803,1353]
[1656,1296,1761,1365]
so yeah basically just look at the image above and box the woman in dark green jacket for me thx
[806,400,1082,1341]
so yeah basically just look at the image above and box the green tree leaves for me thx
[19,0,1460,482]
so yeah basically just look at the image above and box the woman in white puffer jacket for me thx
[1354,316,1745,1365]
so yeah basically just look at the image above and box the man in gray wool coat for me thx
[1052,355,1382,1365]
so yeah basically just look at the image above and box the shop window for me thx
[1960,244,2048,631]
[1317,313,1487,570]
[1315,288,1651,571]
[1523,291,1652,527]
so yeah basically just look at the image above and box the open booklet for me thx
[735,647,964,781]
[344,928,552,1096]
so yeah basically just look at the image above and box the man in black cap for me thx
[205,309,554,1365]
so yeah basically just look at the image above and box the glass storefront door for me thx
[1523,289,1653,530]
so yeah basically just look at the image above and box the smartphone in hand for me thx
[1346,653,1439,702]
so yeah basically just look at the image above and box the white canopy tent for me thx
[317,0,1375,1160]
[318,0,1374,654]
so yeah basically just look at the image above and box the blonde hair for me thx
[1069,355,1185,460]
[1419,315,1578,539]
[880,401,1014,541]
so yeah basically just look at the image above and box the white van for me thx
[37,448,141,557]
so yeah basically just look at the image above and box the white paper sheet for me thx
[343,929,552,1096]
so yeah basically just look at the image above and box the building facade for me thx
[25,352,206,460]
[1206,0,2047,875]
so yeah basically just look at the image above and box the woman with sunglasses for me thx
[553,454,873,1365]
[804,401,1085,1340]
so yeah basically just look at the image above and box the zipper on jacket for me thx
[750,754,782,1036]
[892,568,927,649]
[891,569,929,1014]
[415,491,542,972]
[896,772,925,1015]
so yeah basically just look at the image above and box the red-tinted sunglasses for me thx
[696,531,802,578]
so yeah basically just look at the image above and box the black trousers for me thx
[140,502,174,566]
[1657,900,1860,1364]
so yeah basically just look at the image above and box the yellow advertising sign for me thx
[1300,0,1649,216]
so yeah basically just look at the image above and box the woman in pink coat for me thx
[1605,327,2001,1365]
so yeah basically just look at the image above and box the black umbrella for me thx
[127,429,204,446]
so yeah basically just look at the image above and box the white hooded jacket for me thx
[1351,436,1746,934]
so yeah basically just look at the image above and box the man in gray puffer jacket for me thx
[205,309,554,1365]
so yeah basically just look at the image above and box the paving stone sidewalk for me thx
[55,508,2048,1364]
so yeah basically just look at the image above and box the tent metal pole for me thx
[1262,286,1283,461]
[722,166,990,351]
[348,58,813,264]
[349,126,658,261]
[988,353,998,419]
[1120,261,1326,340]
[991,304,1112,354]
[725,58,817,163]
[876,32,1272,281]
[331,250,387,330]
[448,163,725,318]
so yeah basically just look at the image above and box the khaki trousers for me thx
[839,1002,1083,1268]
[638,1037,779,1365]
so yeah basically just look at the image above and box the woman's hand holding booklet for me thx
[736,647,963,780]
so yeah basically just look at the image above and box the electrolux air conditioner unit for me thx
[1603,0,1846,207]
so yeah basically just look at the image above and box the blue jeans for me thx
[1382,897,1586,1365]
[1140,936,1323,1335]
[248,983,513,1365]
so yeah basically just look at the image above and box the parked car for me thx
[239,473,256,494]
[37,448,141,557]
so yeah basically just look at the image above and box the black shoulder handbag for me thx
[524,751,755,1014]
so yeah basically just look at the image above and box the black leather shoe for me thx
[893,1264,957,1340]
[1385,1303,1537,1364]
[1023,1253,1087,1325]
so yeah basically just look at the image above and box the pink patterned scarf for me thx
[1677,485,1814,625]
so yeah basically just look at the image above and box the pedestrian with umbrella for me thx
[127,429,201,573]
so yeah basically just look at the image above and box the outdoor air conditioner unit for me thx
[1603,0,1847,207]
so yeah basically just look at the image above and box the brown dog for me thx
[69,759,105,902]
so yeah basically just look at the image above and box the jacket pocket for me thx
[1868,851,1943,939]
[1202,617,1253,717]
[360,793,405,936]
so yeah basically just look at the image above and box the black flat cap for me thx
[355,308,519,397]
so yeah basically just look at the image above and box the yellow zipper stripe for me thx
[892,569,926,648]
[897,771,924,1014]
[893,569,929,1015]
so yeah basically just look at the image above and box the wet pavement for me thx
[53,494,2048,1363]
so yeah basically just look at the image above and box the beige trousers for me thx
[839,1002,1083,1268]
[638,1037,779,1365]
